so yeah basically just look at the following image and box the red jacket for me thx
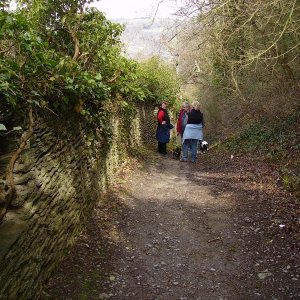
[176,109,188,136]
[157,110,165,124]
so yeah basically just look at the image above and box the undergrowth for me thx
[220,111,300,194]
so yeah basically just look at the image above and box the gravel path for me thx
[44,153,300,300]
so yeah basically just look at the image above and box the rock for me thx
[99,293,111,299]
[0,124,7,131]
[258,270,272,280]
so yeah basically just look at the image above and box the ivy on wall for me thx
[0,0,181,223]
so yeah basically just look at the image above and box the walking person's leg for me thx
[162,143,167,155]
[158,142,163,154]
[190,139,198,162]
[181,139,189,161]
[158,142,167,155]
[197,140,202,154]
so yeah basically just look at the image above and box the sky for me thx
[90,0,182,20]
[8,0,184,59]
[90,1,184,58]
[9,1,184,19]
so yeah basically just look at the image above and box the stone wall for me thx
[0,105,148,299]
[137,102,157,147]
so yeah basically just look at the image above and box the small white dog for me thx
[199,140,209,153]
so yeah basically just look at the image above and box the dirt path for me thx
[44,153,300,300]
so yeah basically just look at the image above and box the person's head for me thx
[192,101,200,111]
[161,102,167,109]
[182,101,190,112]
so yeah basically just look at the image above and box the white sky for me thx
[9,0,184,19]
[91,0,182,19]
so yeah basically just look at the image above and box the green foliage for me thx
[0,10,109,113]
[136,56,180,106]
[0,1,180,136]
[223,112,300,161]
[215,109,300,195]
[281,172,300,194]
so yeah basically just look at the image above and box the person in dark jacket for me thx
[181,101,204,162]
[156,102,173,155]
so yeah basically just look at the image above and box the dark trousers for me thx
[157,142,167,155]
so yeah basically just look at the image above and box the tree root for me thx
[0,107,34,223]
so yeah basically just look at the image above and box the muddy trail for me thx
[44,152,300,300]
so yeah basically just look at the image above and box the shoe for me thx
[180,159,188,162]
[159,152,167,156]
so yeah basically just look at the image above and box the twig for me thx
[43,105,59,117]
[208,237,222,243]
[145,0,165,29]
[106,70,122,83]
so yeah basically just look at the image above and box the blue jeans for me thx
[182,139,198,161]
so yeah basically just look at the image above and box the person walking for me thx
[181,101,204,162]
[176,101,190,139]
[156,102,173,156]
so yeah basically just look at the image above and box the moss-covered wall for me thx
[137,103,157,146]
[0,104,151,299]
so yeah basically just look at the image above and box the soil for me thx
[43,150,300,300]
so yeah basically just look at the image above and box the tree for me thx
[167,0,300,137]
[137,56,180,105]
